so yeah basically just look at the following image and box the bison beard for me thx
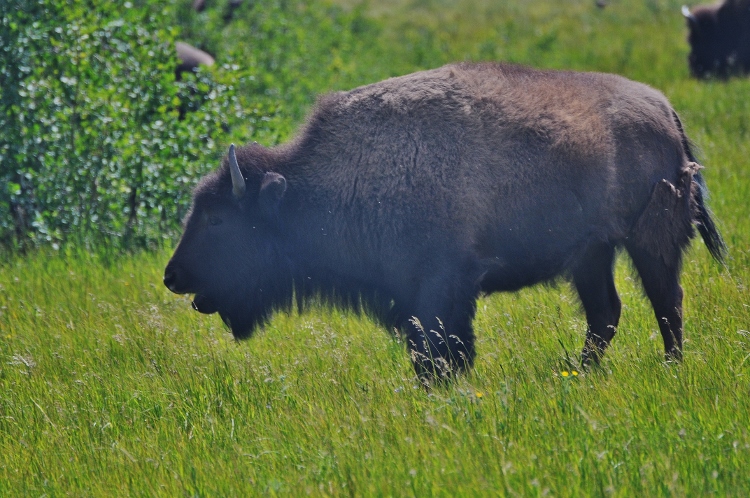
[164,62,725,386]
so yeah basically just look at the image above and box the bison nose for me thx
[163,262,186,293]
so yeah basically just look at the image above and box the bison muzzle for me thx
[164,62,725,384]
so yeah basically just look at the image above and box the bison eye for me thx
[208,215,223,226]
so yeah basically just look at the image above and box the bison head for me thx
[683,3,743,78]
[164,144,293,338]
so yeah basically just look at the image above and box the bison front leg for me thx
[406,269,480,385]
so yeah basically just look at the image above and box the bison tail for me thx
[672,109,727,263]
[692,171,727,263]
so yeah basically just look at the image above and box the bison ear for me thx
[259,172,287,218]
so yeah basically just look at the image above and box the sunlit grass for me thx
[1,242,747,496]
[2,0,750,495]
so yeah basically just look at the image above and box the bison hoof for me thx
[664,348,683,363]
[580,347,605,368]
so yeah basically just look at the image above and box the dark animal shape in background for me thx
[682,0,750,78]
[192,0,244,23]
[164,62,725,384]
[223,0,244,23]
[175,42,215,81]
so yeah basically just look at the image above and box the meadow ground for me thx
[2,0,750,495]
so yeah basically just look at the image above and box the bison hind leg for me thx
[625,172,697,361]
[625,243,684,361]
[573,242,622,365]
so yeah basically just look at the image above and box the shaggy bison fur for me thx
[164,62,725,384]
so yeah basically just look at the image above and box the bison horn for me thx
[681,5,698,26]
[228,143,246,199]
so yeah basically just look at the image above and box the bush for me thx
[0,0,240,251]
[0,0,383,253]
[176,0,383,142]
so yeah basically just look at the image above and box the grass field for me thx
[2,0,750,495]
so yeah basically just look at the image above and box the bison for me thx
[175,42,215,81]
[164,62,725,384]
[682,0,750,78]
[191,0,244,23]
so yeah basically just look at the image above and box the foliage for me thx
[0,0,379,252]
[0,0,246,251]
[174,0,381,142]
[1,0,749,495]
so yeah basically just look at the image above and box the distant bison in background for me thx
[192,0,244,23]
[164,62,725,384]
[682,0,750,78]
[175,41,215,80]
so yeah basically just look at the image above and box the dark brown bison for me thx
[175,42,215,81]
[682,0,750,78]
[164,62,725,384]
[191,0,244,22]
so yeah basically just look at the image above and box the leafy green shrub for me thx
[0,0,241,251]
[0,0,383,253]
[177,0,383,142]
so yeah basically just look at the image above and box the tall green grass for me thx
[1,249,747,495]
[2,0,749,495]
